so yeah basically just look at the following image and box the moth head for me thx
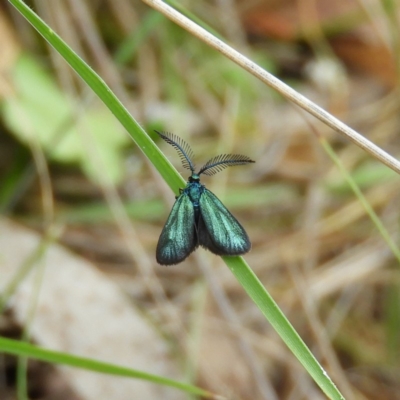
[189,174,200,182]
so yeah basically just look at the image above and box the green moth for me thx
[155,131,254,265]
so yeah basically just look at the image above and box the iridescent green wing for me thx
[199,189,251,256]
[156,193,197,265]
[197,214,226,255]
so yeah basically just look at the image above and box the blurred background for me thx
[0,0,400,399]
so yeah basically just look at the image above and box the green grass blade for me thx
[0,336,214,398]
[8,1,346,399]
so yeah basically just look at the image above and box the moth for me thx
[155,130,254,265]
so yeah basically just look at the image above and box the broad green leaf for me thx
[2,54,129,184]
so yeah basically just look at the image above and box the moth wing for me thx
[156,193,197,265]
[199,189,251,255]
[197,214,226,255]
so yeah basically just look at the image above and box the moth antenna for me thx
[197,154,255,176]
[155,130,196,173]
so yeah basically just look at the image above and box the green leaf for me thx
[2,54,129,184]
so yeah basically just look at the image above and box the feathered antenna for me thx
[155,130,196,173]
[197,154,255,176]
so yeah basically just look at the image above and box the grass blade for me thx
[0,336,214,398]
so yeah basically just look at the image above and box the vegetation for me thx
[1,0,399,399]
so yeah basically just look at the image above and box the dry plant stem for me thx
[40,0,86,92]
[215,0,247,46]
[67,0,128,102]
[108,0,139,32]
[141,0,400,175]
[356,0,392,50]
[29,141,54,227]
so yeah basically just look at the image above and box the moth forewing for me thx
[199,189,251,255]
[197,214,227,255]
[156,193,197,265]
